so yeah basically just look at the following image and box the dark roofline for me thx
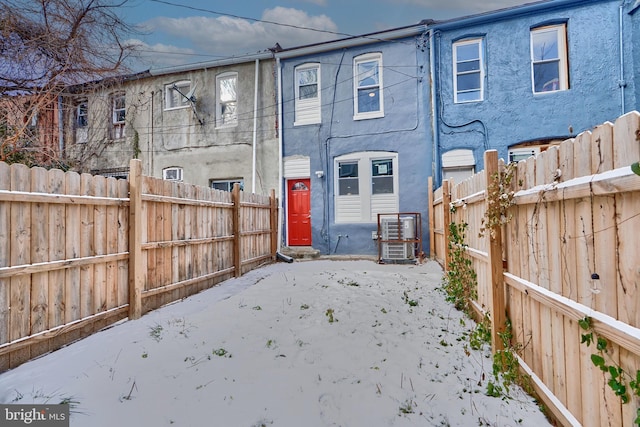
[431,0,613,31]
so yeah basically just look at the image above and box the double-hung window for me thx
[531,24,569,93]
[75,100,88,144]
[353,53,384,120]
[294,64,321,125]
[165,80,192,110]
[453,38,484,103]
[112,93,126,139]
[335,152,398,223]
[210,179,244,192]
[216,73,238,127]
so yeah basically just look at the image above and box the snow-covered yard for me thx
[0,259,551,426]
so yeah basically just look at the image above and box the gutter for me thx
[431,0,607,31]
[429,30,440,188]
[276,57,284,252]
[149,52,273,77]
[252,59,259,192]
[275,24,428,59]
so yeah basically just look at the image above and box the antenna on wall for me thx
[172,83,204,126]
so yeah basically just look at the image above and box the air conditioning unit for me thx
[380,216,416,261]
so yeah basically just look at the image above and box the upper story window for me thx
[216,72,237,127]
[165,80,192,110]
[531,24,569,94]
[76,101,88,128]
[453,38,484,103]
[111,93,125,139]
[353,53,384,120]
[163,167,183,182]
[294,63,321,125]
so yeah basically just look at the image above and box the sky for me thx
[122,0,532,70]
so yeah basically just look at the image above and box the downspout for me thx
[429,29,440,187]
[276,57,284,252]
[57,95,64,156]
[619,1,627,115]
[252,59,260,193]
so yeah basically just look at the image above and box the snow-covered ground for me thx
[0,259,551,427]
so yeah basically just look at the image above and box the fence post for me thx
[270,189,278,260]
[232,183,241,277]
[442,179,451,271]
[128,159,143,320]
[428,177,435,259]
[485,150,506,352]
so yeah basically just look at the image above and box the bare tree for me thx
[0,0,138,166]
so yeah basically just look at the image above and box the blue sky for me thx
[123,0,530,69]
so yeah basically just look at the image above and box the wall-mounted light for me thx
[315,170,324,178]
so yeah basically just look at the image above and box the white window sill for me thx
[353,111,384,121]
[164,105,191,112]
[294,120,321,127]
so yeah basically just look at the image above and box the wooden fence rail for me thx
[429,111,640,427]
[0,159,277,371]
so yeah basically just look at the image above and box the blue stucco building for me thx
[430,0,639,185]
[274,0,640,257]
[275,24,433,256]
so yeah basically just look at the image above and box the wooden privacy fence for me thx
[0,159,277,371]
[429,111,640,427]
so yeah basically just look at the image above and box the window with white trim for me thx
[165,80,192,110]
[441,149,475,183]
[75,100,88,144]
[531,24,569,93]
[353,53,384,120]
[111,93,126,139]
[216,73,237,127]
[453,38,484,103]
[294,63,321,125]
[163,167,183,182]
[335,152,398,223]
[210,179,244,192]
[508,147,540,163]
[76,101,88,128]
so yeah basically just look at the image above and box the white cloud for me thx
[392,0,527,14]
[143,7,339,59]
[125,39,203,70]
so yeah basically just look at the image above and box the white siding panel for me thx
[284,156,310,178]
[336,196,361,223]
[295,99,321,125]
[371,194,398,220]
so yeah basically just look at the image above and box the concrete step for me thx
[280,246,321,260]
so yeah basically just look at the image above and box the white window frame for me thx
[112,93,126,125]
[453,38,484,103]
[441,149,476,183]
[216,72,238,127]
[210,179,244,192]
[508,147,540,163]
[163,167,183,182]
[111,93,126,139]
[530,24,569,94]
[294,63,321,126]
[335,152,398,223]
[165,80,192,110]
[76,101,88,128]
[353,53,384,120]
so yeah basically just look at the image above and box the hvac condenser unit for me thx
[381,216,416,260]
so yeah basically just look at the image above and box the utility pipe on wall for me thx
[252,59,260,193]
[429,29,440,187]
[276,57,284,252]
[619,1,627,116]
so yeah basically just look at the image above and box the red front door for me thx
[287,179,311,246]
